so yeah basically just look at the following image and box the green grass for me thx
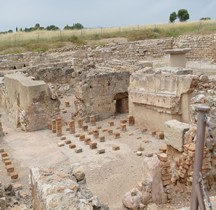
[0,20,216,55]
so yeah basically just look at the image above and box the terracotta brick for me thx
[69,143,76,149]
[65,140,71,144]
[2,156,10,162]
[82,125,88,131]
[4,160,12,166]
[79,134,85,141]
[108,121,114,126]
[11,172,18,179]
[84,138,91,145]
[114,132,120,139]
[156,131,164,139]
[99,136,105,142]
[108,129,113,135]
[6,164,14,173]
[89,142,97,149]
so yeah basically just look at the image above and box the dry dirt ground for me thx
[0,95,168,210]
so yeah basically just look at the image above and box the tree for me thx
[169,12,177,23]
[72,23,84,30]
[34,23,40,30]
[46,25,59,31]
[177,9,190,22]
[200,17,211,21]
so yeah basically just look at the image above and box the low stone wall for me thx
[30,165,108,210]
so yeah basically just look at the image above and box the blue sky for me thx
[0,0,216,31]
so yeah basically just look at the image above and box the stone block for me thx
[112,145,120,151]
[60,136,66,140]
[97,149,105,154]
[58,142,64,147]
[165,120,190,152]
[0,148,4,153]
[75,148,83,153]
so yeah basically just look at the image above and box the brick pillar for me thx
[89,115,96,126]
[128,115,135,126]
[77,118,83,128]
[52,119,56,133]
[69,120,75,134]
[56,117,62,137]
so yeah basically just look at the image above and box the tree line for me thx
[0,23,84,34]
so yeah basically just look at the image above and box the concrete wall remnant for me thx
[3,73,60,131]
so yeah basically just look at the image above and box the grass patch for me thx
[0,20,216,54]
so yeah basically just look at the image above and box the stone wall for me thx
[30,165,108,210]
[3,73,60,131]
[75,70,130,119]
[129,67,197,131]
[174,34,216,62]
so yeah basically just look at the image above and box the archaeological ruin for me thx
[0,33,216,210]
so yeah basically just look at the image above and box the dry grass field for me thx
[0,20,216,54]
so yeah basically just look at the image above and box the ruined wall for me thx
[30,166,107,210]
[75,70,130,119]
[3,73,60,131]
[129,68,197,131]
[174,34,216,62]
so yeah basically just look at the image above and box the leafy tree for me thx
[46,25,59,31]
[34,23,40,30]
[16,27,18,32]
[64,23,84,30]
[72,23,84,30]
[200,17,211,21]
[169,12,177,23]
[177,9,190,22]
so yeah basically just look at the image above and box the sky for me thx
[0,0,216,31]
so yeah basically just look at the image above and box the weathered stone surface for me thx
[3,73,60,131]
[30,167,106,210]
[75,70,130,119]
[129,69,196,131]
[142,155,165,204]
[165,119,190,152]
[122,188,142,210]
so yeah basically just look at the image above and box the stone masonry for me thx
[75,69,130,119]
[129,67,197,131]
[3,73,60,131]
